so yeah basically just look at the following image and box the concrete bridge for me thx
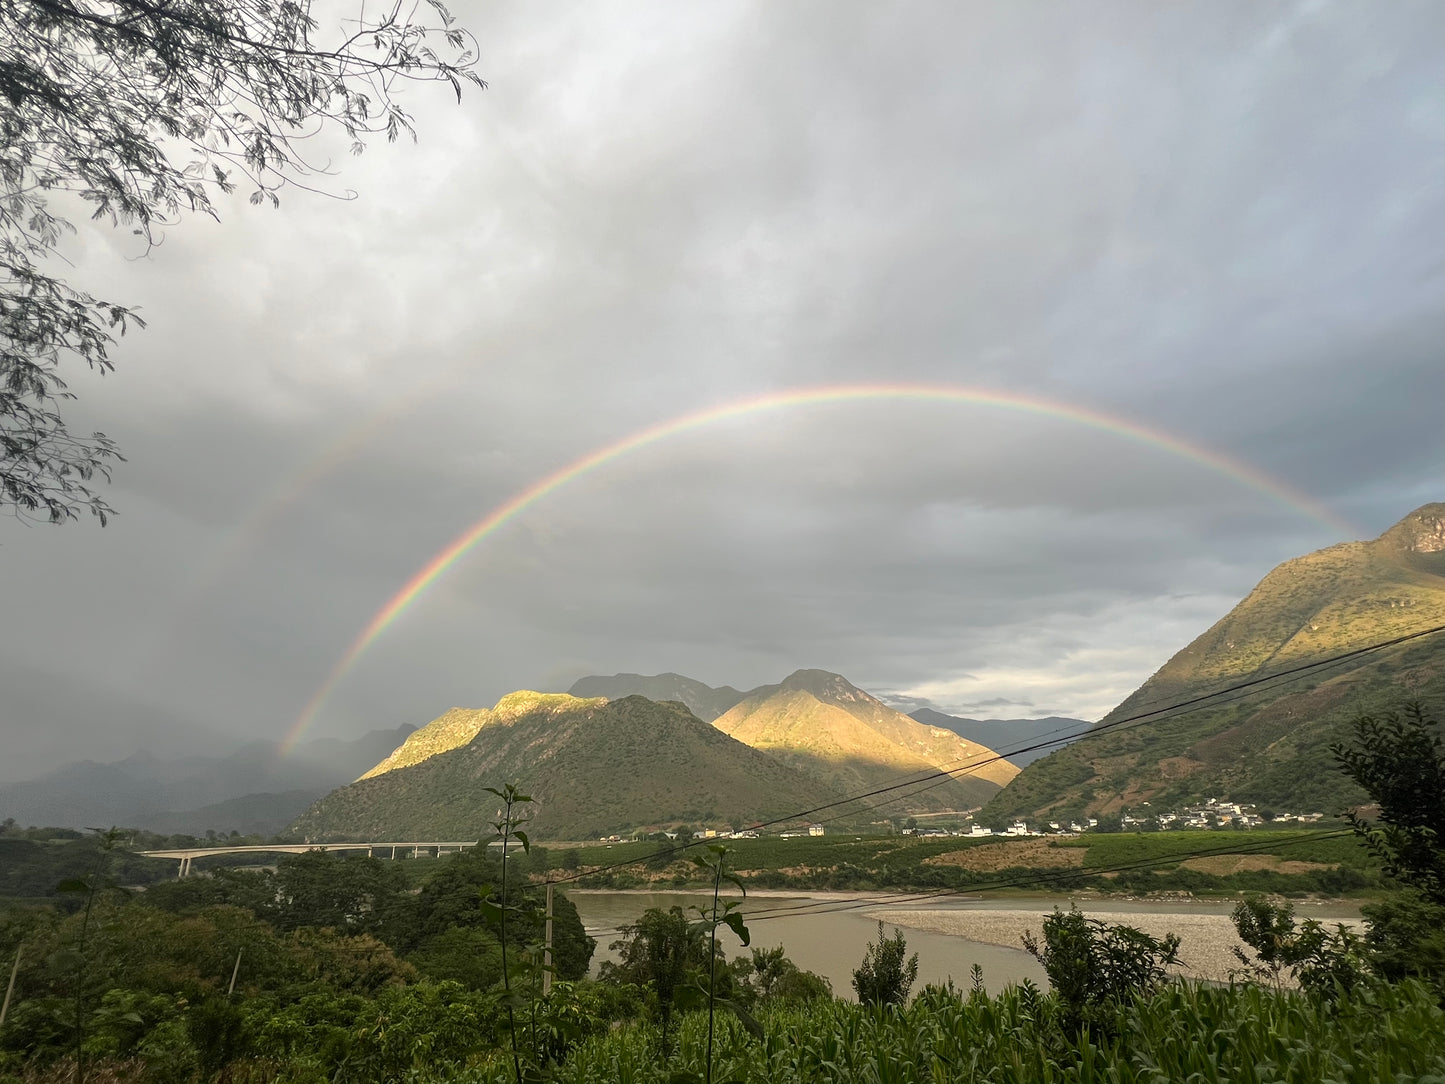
[139,841,480,877]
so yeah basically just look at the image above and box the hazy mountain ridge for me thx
[289,693,848,840]
[906,709,1090,767]
[986,503,1445,821]
[0,726,416,832]
[565,673,746,722]
[713,669,1018,812]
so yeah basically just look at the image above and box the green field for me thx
[560,827,1379,897]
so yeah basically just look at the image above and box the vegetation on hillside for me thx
[291,695,849,841]
[714,669,1016,812]
[989,505,1445,821]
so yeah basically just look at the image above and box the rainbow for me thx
[281,382,1357,751]
[143,378,452,678]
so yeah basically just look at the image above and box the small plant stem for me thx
[0,942,20,1030]
[543,881,553,997]
[498,795,521,1084]
[706,859,721,1084]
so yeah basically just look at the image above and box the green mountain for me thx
[906,709,1090,768]
[566,673,746,722]
[986,503,1445,821]
[714,669,1018,812]
[288,692,847,841]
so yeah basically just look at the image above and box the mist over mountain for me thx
[987,503,1445,821]
[905,709,1090,768]
[0,726,415,833]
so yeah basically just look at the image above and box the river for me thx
[570,891,1363,997]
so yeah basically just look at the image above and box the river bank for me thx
[569,889,1363,995]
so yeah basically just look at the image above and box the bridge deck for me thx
[140,842,479,860]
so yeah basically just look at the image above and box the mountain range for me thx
[288,692,847,840]
[0,727,415,834]
[290,670,1019,839]
[16,503,1442,840]
[566,673,746,722]
[986,503,1445,821]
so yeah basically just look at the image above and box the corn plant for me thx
[686,844,760,1084]
[480,784,533,1084]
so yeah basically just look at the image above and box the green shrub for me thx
[850,922,918,1008]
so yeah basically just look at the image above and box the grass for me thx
[560,830,1382,898]
[429,978,1445,1083]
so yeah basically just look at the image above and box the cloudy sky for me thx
[4,1,1444,780]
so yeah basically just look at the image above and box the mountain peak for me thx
[491,691,601,721]
[778,669,870,702]
[1380,502,1445,555]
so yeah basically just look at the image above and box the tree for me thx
[601,906,709,1047]
[1333,702,1445,903]
[1,0,483,523]
[851,922,918,1008]
[1230,896,1369,998]
[1333,702,1445,995]
[1022,907,1179,1035]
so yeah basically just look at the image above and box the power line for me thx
[171,621,1443,915]
[577,828,1360,944]
[542,620,1445,888]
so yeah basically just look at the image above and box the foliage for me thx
[685,844,758,1084]
[601,907,708,1047]
[728,947,831,1007]
[545,979,1445,1084]
[0,833,173,900]
[1022,907,1180,1036]
[1334,701,1445,903]
[1358,890,1445,996]
[483,783,532,1084]
[850,922,917,1008]
[0,0,483,524]
[407,926,503,991]
[1229,896,1370,998]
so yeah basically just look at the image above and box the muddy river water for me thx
[570,891,1362,997]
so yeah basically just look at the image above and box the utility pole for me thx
[542,882,554,997]
[0,943,20,1030]
[226,948,243,998]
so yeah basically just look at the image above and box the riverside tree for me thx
[1,0,483,523]
[1333,701,1445,993]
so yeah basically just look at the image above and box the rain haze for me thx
[3,1,1444,782]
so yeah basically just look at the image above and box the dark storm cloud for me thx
[4,0,1444,776]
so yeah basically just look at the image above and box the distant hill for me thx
[714,670,1018,812]
[140,790,327,837]
[906,709,1090,767]
[289,692,848,841]
[566,673,747,722]
[0,726,415,833]
[986,503,1445,821]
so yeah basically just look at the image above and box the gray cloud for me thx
[4,0,1444,778]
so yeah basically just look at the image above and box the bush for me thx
[1230,896,1370,999]
[1022,907,1180,1035]
[851,922,918,1008]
